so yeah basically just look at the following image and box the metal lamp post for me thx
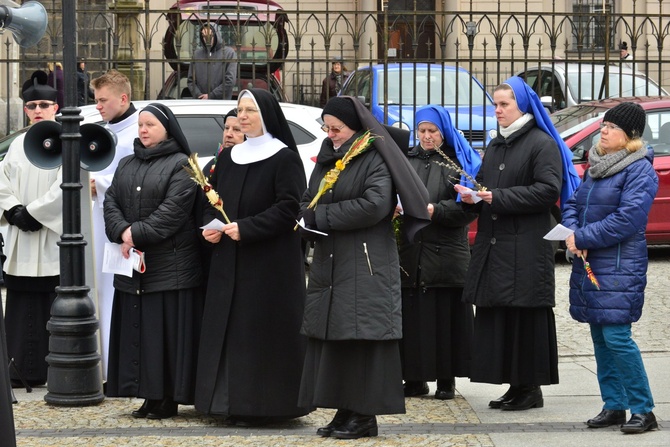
[44,0,104,406]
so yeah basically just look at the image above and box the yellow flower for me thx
[335,159,345,171]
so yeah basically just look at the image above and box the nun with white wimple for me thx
[195,89,311,423]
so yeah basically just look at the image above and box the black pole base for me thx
[44,296,104,406]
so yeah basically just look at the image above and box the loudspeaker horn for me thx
[25,122,117,172]
[0,1,48,49]
[24,120,63,170]
[79,124,117,172]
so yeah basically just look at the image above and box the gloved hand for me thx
[14,207,43,232]
[3,205,23,225]
[302,208,317,229]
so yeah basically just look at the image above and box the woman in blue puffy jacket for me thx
[562,102,659,434]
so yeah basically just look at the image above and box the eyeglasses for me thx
[600,122,623,131]
[321,123,346,134]
[25,102,56,110]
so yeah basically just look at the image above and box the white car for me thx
[0,99,325,180]
[516,63,669,112]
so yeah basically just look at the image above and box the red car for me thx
[468,96,670,245]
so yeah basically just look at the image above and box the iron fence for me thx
[1,0,669,139]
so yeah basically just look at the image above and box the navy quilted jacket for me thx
[562,148,658,324]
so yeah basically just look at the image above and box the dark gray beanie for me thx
[603,102,646,139]
[322,97,362,131]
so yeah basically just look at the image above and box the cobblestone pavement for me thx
[7,247,670,446]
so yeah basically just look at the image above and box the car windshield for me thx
[551,105,607,139]
[376,68,491,107]
[174,21,279,64]
[566,72,666,102]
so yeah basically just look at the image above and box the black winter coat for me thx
[301,134,402,341]
[104,138,202,295]
[399,146,477,288]
[462,119,562,308]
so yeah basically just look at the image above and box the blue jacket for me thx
[562,149,658,325]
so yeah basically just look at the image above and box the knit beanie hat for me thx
[322,97,362,131]
[21,70,58,102]
[603,102,646,139]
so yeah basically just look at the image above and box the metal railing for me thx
[1,0,668,139]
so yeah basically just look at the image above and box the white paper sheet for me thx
[102,243,145,277]
[201,218,226,230]
[543,223,574,241]
[296,218,328,236]
[102,243,133,277]
[454,185,482,203]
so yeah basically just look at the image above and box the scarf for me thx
[499,113,533,138]
[587,146,647,179]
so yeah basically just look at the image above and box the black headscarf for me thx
[140,103,190,155]
[343,96,431,241]
[238,88,298,153]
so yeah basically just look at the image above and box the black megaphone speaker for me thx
[79,123,117,172]
[24,122,117,172]
[0,1,48,49]
[24,120,63,170]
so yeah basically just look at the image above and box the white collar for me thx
[106,110,139,133]
[230,133,286,164]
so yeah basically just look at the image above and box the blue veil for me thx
[415,105,482,191]
[503,76,581,210]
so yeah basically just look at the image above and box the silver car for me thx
[516,63,669,111]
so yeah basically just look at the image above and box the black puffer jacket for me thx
[399,146,477,288]
[462,119,562,308]
[104,138,201,294]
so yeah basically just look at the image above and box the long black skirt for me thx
[106,288,203,404]
[400,287,473,381]
[298,338,405,416]
[470,306,559,386]
[3,275,58,385]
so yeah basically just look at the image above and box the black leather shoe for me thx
[131,399,161,418]
[316,409,352,437]
[146,398,178,419]
[403,381,429,397]
[621,412,658,434]
[501,386,543,411]
[435,378,455,400]
[332,413,378,439]
[586,409,626,428]
[489,385,521,409]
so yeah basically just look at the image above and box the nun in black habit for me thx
[104,103,203,419]
[297,96,430,439]
[195,89,311,423]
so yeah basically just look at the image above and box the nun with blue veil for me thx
[398,105,481,401]
[458,76,580,411]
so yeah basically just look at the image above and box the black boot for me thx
[621,412,658,434]
[331,413,378,439]
[131,399,161,418]
[403,381,429,397]
[316,409,352,437]
[586,409,627,428]
[488,385,521,409]
[146,397,178,419]
[500,386,543,411]
[435,378,455,400]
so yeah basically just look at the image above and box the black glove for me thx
[298,226,319,243]
[14,207,43,232]
[3,205,23,225]
[302,208,317,229]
